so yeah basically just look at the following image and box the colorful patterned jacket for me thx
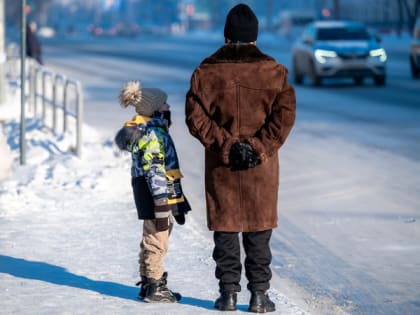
[115,112,190,220]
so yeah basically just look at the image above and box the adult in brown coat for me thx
[185,3,296,313]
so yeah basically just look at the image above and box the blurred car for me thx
[38,26,55,38]
[87,22,140,37]
[276,10,316,39]
[87,23,108,36]
[113,22,140,37]
[292,20,387,86]
[410,18,420,79]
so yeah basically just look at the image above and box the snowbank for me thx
[0,128,13,181]
[0,91,20,181]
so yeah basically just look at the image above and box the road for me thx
[42,33,420,315]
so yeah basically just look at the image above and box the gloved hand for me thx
[174,214,185,225]
[155,216,170,232]
[229,142,260,171]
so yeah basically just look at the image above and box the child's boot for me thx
[143,272,181,303]
[135,276,148,300]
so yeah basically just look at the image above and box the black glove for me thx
[229,142,260,171]
[174,214,186,225]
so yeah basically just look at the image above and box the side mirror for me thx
[303,37,313,45]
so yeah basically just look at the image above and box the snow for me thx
[0,130,12,181]
[0,64,308,314]
[0,106,308,315]
[1,30,419,315]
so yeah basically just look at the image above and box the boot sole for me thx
[143,296,178,303]
[248,306,276,313]
[140,291,181,302]
[214,305,237,311]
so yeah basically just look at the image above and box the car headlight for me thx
[369,48,387,62]
[314,49,338,64]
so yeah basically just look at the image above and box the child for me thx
[115,81,191,303]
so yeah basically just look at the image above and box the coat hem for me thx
[207,223,277,233]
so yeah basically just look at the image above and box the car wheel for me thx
[374,75,386,86]
[410,56,420,79]
[353,76,364,85]
[293,61,304,85]
[310,61,322,86]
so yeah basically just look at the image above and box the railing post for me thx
[63,80,69,133]
[28,60,36,115]
[76,81,83,158]
[42,71,53,125]
[63,79,83,157]
[52,73,65,133]
[33,66,42,115]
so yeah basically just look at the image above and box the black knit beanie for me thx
[224,3,258,43]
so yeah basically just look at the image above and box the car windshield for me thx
[317,27,371,40]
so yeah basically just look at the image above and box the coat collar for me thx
[201,44,275,64]
[124,115,151,127]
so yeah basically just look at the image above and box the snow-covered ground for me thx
[0,94,308,314]
[1,30,419,315]
[0,33,310,313]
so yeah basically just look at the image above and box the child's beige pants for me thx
[139,218,173,280]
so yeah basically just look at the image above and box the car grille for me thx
[337,52,368,60]
[335,69,375,76]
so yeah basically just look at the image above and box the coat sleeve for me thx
[246,67,296,162]
[185,72,237,164]
[137,130,170,217]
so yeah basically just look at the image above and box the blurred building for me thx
[6,0,418,36]
[315,0,417,30]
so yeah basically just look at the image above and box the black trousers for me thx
[212,229,272,293]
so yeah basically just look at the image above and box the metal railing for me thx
[33,68,84,157]
[5,44,84,158]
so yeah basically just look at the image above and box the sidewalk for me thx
[0,96,309,315]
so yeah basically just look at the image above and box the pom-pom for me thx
[119,80,142,108]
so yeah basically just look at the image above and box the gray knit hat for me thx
[119,81,167,117]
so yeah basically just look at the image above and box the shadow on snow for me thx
[0,254,217,311]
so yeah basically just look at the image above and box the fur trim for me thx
[246,137,268,164]
[220,136,240,165]
[201,44,275,64]
[114,126,145,150]
[119,81,142,108]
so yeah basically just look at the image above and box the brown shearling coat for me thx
[185,44,296,232]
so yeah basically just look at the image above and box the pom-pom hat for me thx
[119,81,167,117]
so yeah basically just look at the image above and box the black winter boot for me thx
[248,291,275,313]
[143,272,181,303]
[214,291,237,311]
[135,276,148,300]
